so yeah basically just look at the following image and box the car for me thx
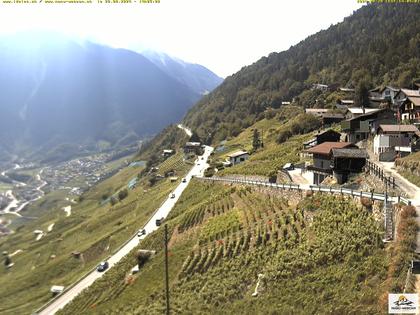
[182,178,187,183]
[156,217,164,226]
[197,163,200,166]
[137,229,146,237]
[170,193,175,198]
[201,157,204,160]
[97,261,109,272]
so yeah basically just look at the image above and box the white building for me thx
[227,151,249,166]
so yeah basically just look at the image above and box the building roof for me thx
[331,148,369,159]
[347,108,387,121]
[316,129,341,137]
[380,86,399,93]
[340,100,354,104]
[305,108,329,113]
[163,149,174,153]
[306,142,354,155]
[379,124,420,137]
[185,142,201,147]
[347,107,381,115]
[228,150,249,158]
[339,88,355,92]
[400,88,420,98]
[407,96,420,106]
[322,113,345,119]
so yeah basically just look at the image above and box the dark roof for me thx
[332,148,369,159]
[316,129,341,137]
[322,113,345,119]
[228,150,249,158]
[306,142,354,155]
[347,108,387,121]
[379,86,399,93]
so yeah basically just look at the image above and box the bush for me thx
[118,189,128,201]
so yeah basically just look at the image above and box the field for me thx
[58,180,393,315]
[0,152,191,314]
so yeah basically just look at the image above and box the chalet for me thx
[303,129,341,149]
[306,142,367,184]
[380,86,399,104]
[374,124,420,160]
[184,142,201,154]
[398,96,420,124]
[162,149,174,157]
[394,88,420,106]
[341,108,395,143]
[227,151,249,166]
[336,99,354,109]
[305,109,344,125]
[321,113,345,125]
[344,107,381,120]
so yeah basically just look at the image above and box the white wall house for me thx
[228,151,249,166]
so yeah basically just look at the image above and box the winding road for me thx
[37,145,213,315]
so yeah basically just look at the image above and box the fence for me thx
[365,160,396,189]
[196,176,411,206]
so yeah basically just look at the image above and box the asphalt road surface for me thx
[38,145,213,315]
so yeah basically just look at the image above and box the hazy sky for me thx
[0,0,363,77]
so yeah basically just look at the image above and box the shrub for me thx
[118,189,128,201]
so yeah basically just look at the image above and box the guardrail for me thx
[196,176,412,206]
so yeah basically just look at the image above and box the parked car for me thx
[170,193,175,198]
[182,178,187,183]
[137,229,146,237]
[156,217,164,226]
[97,261,109,272]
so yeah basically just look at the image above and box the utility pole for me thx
[164,224,170,315]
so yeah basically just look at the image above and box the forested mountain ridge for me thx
[183,4,420,143]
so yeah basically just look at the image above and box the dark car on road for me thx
[156,217,164,226]
[97,261,109,272]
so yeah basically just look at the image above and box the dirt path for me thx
[288,169,311,185]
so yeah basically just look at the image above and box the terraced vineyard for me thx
[59,180,392,315]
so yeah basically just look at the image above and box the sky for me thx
[0,0,363,77]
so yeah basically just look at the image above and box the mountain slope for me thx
[141,50,223,95]
[0,33,201,161]
[183,4,420,143]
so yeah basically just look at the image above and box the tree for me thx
[110,196,117,206]
[354,81,370,108]
[118,189,128,201]
[252,129,261,151]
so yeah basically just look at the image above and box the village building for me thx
[398,96,420,124]
[394,88,420,106]
[227,151,249,166]
[306,142,368,184]
[341,108,395,143]
[374,124,420,161]
[336,99,354,109]
[303,129,341,149]
[379,86,399,104]
[344,107,381,120]
[162,149,174,157]
[184,142,202,154]
[312,83,329,91]
[305,108,329,117]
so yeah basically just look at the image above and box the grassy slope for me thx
[59,180,389,315]
[395,152,420,188]
[0,153,190,314]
